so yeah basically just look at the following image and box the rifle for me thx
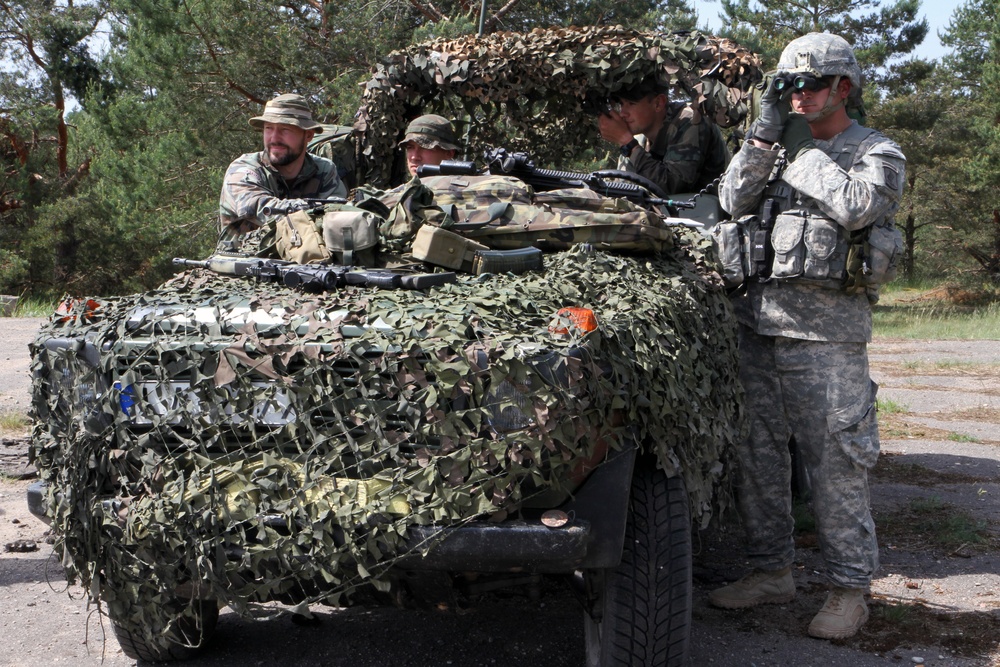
[173,256,457,291]
[417,148,697,214]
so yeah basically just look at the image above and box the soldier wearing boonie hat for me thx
[398,114,461,177]
[219,93,346,232]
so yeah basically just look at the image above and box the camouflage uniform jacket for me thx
[719,120,906,343]
[219,151,347,230]
[619,102,730,194]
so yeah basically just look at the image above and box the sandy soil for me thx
[2,319,999,666]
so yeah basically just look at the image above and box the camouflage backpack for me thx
[412,176,675,254]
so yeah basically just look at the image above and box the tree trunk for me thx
[903,211,916,280]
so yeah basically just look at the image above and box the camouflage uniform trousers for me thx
[735,324,880,589]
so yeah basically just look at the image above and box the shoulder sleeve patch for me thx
[866,141,906,162]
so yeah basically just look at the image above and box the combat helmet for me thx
[777,32,863,121]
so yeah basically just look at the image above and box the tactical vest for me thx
[713,123,902,296]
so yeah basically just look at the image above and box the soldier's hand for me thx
[780,114,816,161]
[598,111,633,146]
[755,74,792,144]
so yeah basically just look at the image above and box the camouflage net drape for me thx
[31,232,743,645]
[356,26,762,187]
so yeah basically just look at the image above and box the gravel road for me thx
[2,319,998,666]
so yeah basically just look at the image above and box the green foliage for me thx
[716,0,927,88]
[411,14,478,43]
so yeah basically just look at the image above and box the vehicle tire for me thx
[583,465,692,667]
[111,598,219,662]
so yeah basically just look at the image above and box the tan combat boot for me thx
[708,567,795,609]
[807,587,869,639]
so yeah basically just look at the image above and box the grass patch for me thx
[871,454,989,486]
[859,600,1000,657]
[872,601,913,625]
[8,295,57,318]
[873,285,1000,339]
[878,495,990,551]
[947,432,980,443]
[0,410,29,433]
[877,396,908,414]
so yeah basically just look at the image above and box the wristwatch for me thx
[620,138,639,158]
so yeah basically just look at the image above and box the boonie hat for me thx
[398,114,461,151]
[249,93,323,131]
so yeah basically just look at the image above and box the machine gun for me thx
[173,256,457,292]
[418,148,697,214]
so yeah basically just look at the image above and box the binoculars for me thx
[772,72,828,93]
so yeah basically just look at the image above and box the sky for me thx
[691,0,965,62]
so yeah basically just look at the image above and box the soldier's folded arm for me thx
[221,171,312,228]
[781,145,906,231]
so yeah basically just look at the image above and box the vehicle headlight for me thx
[484,377,535,433]
[39,338,109,433]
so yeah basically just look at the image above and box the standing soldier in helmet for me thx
[708,33,905,640]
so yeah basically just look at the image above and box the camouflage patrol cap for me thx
[614,77,669,102]
[777,33,862,93]
[398,114,461,151]
[249,93,323,131]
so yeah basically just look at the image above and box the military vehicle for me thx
[28,26,759,666]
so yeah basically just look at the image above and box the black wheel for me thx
[111,598,219,662]
[583,466,692,666]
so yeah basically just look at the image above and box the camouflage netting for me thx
[356,26,762,187]
[30,231,743,644]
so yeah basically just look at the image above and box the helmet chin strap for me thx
[801,75,844,122]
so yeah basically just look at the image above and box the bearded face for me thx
[263,123,310,167]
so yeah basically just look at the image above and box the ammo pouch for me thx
[411,225,488,273]
[844,222,904,294]
[276,204,381,266]
[276,209,328,264]
[710,219,748,288]
[769,209,847,284]
[710,214,768,288]
[322,205,380,266]
[412,225,544,275]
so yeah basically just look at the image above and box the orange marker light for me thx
[548,307,598,335]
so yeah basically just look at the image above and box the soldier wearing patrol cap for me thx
[399,114,462,177]
[219,93,347,231]
[709,33,906,640]
[597,76,730,194]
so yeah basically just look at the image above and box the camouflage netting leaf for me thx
[356,26,762,187]
[30,230,743,642]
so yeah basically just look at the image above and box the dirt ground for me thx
[1,320,999,666]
